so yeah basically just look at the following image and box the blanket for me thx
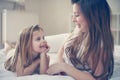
[0,33,120,80]
[0,50,74,80]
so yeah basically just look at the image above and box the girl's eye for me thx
[43,36,45,40]
[36,37,41,41]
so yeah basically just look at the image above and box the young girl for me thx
[4,25,50,76]
[47,0,114,80]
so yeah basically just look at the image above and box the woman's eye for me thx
[74,14,79,17]
[73,13,80,17]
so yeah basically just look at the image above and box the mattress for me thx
[0,45,120,80]
[0,50,74,80]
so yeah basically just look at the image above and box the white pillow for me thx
[112,45,120,78]
[45,33,69,53]
[114,45,120,57]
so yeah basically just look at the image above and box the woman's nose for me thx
[72,15,76,23]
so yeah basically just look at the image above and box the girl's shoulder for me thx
[5,49,15,61]
[4,49,16,72]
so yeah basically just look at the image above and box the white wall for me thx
[24,0,120,35]
[0,1,14,48]
[108,0,120,14]
[2,10,39,42]
[0,0,120,48]
[25,0,72,36]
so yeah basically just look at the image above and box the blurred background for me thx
[0,0,120,48]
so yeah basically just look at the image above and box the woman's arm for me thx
[47,33,96,80]
[56,33,71,63]
[62,63,95,80]
[47,51,104,80]
[64,55,104,80]
[47,63,95,80]
[55,45,64,63]
[16,55,40,76]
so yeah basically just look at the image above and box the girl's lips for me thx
[40,44,48,48]
[46,46,48,48]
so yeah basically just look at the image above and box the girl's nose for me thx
[41,39,47,43]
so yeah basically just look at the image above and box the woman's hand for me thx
[47,63,65,75]
[47,62,95,80]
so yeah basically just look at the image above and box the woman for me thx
[47,0,114,80]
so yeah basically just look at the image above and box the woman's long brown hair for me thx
[66,0,114,79]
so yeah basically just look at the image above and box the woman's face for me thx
[32,30,48,54]
[72,4,88,33]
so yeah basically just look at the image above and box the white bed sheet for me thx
[1,45,120,80]
[0,50,74,80]
[0,74,74,80]
[0,64,74,80]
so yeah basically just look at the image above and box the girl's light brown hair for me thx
[4,25,43,72]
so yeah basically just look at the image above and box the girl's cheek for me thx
[45,44,49,49]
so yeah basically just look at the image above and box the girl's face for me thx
[32,30,48,54]
[72,4,88,33]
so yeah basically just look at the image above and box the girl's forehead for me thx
[33,30,44,36]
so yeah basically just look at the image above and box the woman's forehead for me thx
[73,4,81,14]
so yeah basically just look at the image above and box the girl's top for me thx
[4,49,40,74]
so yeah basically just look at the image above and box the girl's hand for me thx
[40,44,50,54]
[47,63,65,75]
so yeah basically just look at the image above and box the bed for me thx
[0,48,74,80]
[0,33,120,80]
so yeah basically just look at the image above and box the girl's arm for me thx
[40,45,50,74]
[16,54,40,76]
[40,53,49,74]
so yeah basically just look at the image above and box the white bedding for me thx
[0,50,74,80]
[0,32,120,80]
[1,47,120,80]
